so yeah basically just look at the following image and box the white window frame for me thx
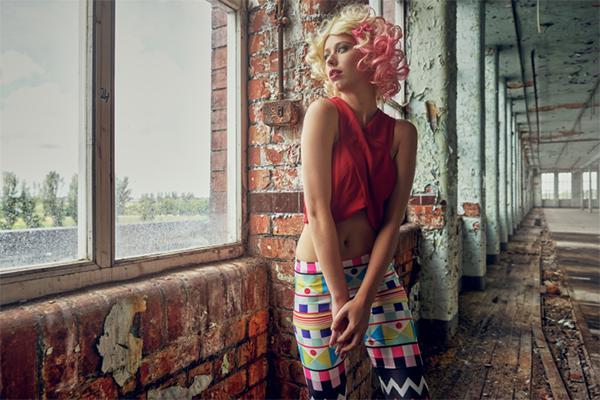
[0,0,248,306]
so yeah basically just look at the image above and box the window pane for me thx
[0,0,89,269]
[115,0,238,259]
[558,172,571,200]
[583,171,598,200]
[541,173,554,200]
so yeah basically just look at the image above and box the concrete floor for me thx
[543,207,600,371]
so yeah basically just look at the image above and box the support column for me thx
[457,0,486,291]
[484,48,500,263]
[406,0,458,348]
[512,116,518,226]
[533,170,542,207]
[573,171,582,209]
[589,167,593,212]
[506,101,514,237]
[554,172,559,205]
[498,79,508,249]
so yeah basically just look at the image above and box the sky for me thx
[1,0,214,198]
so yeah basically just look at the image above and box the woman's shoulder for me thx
[306,97,339,118]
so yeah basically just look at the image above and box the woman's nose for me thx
[326,54,337,66]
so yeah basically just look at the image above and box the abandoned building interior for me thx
[0,0,599,399]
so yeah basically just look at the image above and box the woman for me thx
[293,4,430,400]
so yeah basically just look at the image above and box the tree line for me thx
[0,171,209,230]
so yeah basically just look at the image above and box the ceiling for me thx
[485,0,600,172]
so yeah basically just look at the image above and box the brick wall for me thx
[0,258,269,399]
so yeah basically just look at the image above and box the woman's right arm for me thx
[301,99,349,303]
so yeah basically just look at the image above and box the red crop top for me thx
[302,96,397,232]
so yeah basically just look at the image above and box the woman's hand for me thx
[329,298,371,359]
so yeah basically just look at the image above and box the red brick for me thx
[248,309,269,337]
[211,110,227,131]
[38,300,80,398]
[290,359,306,384]
[74,293,113,375]
[249,103,262,124]
[249,53,268,75]
[212,47,227,70]
[241,381,267,399]
[249,8,273,34]
[249,32,266,55]
[179,271,209,335]
[407,204,445,229]
[249,124,270,145]
[211,6,227,28]
[236,338,257,367]
[249,214,270,235]
[300,0,337,14]
[254,236,297,259]
[0,306,39,400]
[139,336,200,386]
[462,202,481,217]
[256,333,268,357]
[272,214,304,235]
[248,79,270,101]
[211,171,226,192]
[203,267,227,326]
[205,369,247,399]
[211,129,227,150]
[188,360,212,384]
[264,146,284,165]
[158,278,188,342]
[79,376,119,400]
[248,169,270,191]
[248,146,262,167]
[248,357,268,386]
[212,25,227,48]
[220,264,245,318]
[212,149,227,171]
[212,68,226,90]
[241,263,269,311]
[280,381,302,399]
[271,282,295,309]
[271,260,294,287]
[272,333,298,359]
[212,88,227,110]
[222,315,248,348]
[200,324,225,359]
[213,350,237,380]
[271,167,300,191]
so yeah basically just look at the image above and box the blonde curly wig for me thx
[305,3,409,101]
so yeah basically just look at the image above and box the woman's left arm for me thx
[331,119,418,355]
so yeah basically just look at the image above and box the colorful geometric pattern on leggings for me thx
[292,252,430,399]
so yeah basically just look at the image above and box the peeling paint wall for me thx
[405,0,459,329]
[484,48,501,256]
[457,0,486,282]
[498,79,509,244]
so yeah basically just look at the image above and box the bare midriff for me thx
[294,208,377,262]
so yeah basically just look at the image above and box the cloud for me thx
[0,49,45,86]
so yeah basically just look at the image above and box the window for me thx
[583,171,598,200]
[0,0,91,269]
[114,0,239,259]
[0,0,245,306]
[558,172,571,200]
[541,173,554,200]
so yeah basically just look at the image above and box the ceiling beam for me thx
[556,78,600,168]
[511,0,537,168]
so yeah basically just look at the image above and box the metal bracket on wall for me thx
[262,0,300,127]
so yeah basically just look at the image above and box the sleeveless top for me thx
[302,96,397,232]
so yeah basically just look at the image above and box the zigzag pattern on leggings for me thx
[377,375,429,398]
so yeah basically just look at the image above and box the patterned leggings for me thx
[292,252,430,400]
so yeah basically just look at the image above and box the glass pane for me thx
[115,0,238,259]
[541,173,554,200]
[0,0,89,269]
[558,172,571,200]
